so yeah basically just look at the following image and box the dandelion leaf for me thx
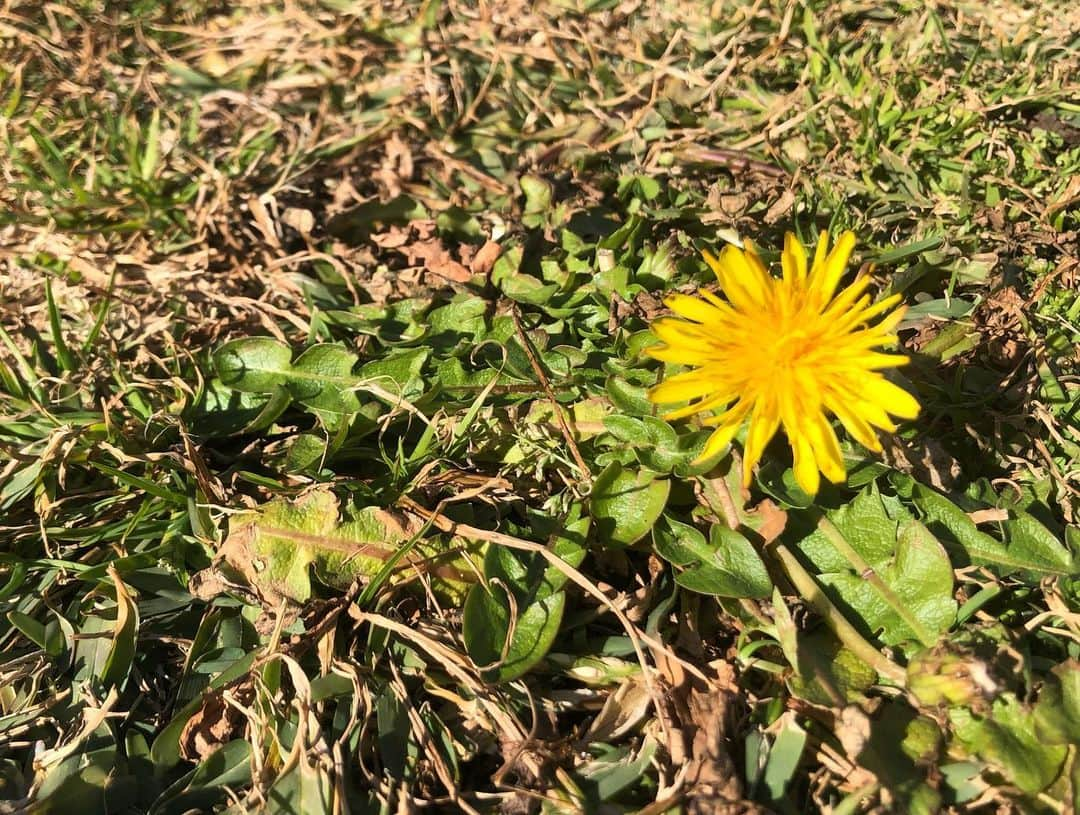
[217,487,477,605]
[794,488,957,649]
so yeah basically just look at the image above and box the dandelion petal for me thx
[648,231,919,495]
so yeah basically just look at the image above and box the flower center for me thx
[766,325,818,372]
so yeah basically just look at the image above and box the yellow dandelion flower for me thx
[647,231,919,495]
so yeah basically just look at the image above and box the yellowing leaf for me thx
[217,488,480,605]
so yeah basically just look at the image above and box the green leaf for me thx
[462,585,565,683]
[99,569,140,690]
[325,195,426,241]
[288,345,364,413]
[791,635,877,706]
[213,339,362,415]
[602,415,652,446]
[325,299,429,344]
[7,609,41,647]
[426,297,488,344]
[537,513,590,594]
[497,271,559,306]
[241,386,292,433]
[578,738,659,804]
[794,490,957,647]
[284,433,328,473]
[911,483,1074,575]
[593,263,630,298]
[605,375,652,416]
[603,415,685,471]
[652,516,706,568]
[436,206,483,241]
[213,338,294,392]
[820,521,956,647]
[490,244,522,286]
[357,347,429,399]
[520,174,553,228]
[435,357,497,390]
[375,683,415,780]
[185,378,276,437]
[952,696,1068,793]
[461,516,584,683]
[44,279,76,372]
[760,714,808,804]
[635,242,676,288]
[653,516,772,598]
[938,762,984,806]
[257,754,337,814]
[875,233,945,266]
[636,416,695,473]
[590,462,670,546]
[1000,510,1076,573]
[774,592,875,705]
[30,743,130,815]
[151,740,252,815]
[795,489,908,571]
[598,214,643,252]
[1034,660,1080,746]
[666,522,772,598]
[141,108,160,180]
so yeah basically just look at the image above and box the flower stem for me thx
[774,543,906,685]
[817,516,936,648]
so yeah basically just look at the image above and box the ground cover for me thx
[1,1,1079,812]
